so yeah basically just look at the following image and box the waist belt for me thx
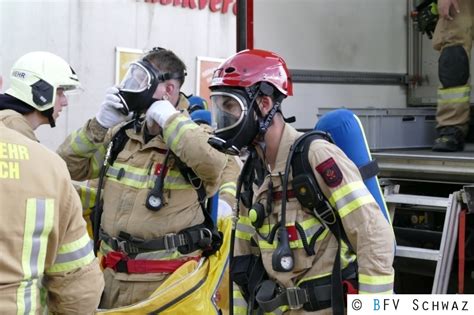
[255,262,358,312]
[102,250,200,274]
[100,226,213,255]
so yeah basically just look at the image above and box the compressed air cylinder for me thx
[315,109,391,224]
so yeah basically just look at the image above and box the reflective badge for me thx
[316,157,343,187]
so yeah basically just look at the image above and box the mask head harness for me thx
[117,47,187,115]
[208,81,283,155]
[207,49,292,156]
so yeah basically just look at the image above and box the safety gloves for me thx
[95,86,132,129]
[145,100,179,128]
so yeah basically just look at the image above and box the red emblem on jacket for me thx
[316,157,343,187]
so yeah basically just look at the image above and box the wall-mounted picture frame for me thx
[115,47,145,85]
[195,56,224,107]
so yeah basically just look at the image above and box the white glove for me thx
[145,100,179,128]
[218,199,232,218]
[95,86,131,128]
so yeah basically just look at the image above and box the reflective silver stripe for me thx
[164,173,191,187]
[232,296,248,308]
[54,240,93,264]
[17,198,54,315]
[334,186,371,210]
[359,282,393,293]
[304,222,323,239]
[71,130,95,155]
[30,199,46,277]
[439,91,470,100]
[236,221,255,235]
[166,119,194,148]
[107,166,150,183]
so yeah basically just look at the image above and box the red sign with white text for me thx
[144,0,237,15]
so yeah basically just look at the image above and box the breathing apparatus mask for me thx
[209,82,283,155]
[208,86,261,155]
[117,57,186,115]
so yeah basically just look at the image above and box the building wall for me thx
[254,0,409,130]
[0,0,236,150]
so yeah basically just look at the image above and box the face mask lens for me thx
[211,93,244,131]
[119,63,151,92]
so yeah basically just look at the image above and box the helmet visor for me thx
[59,84,82,95]
[119,62,152,93]
[210,92,245,132]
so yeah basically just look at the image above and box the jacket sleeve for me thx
[219,155,242,207]
[57,118,111,181]
[308,140,395,294]
[162,113,227,196]
[42,175,104,314]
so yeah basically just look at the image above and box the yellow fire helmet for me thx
[6,51,80,112]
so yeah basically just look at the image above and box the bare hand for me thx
[438,0,460,20]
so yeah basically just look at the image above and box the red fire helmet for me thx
[210,49,293,96]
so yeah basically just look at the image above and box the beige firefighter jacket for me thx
[0,110,104,314]
[234,123,395,314]
[57,95,227,307]
[199,124,242,208]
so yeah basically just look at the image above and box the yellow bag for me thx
[95,217,232,314]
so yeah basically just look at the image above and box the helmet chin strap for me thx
[41,108,56,128]
[258,101,281,135]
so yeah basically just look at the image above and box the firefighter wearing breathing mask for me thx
[208,49,395,315]
[57,47,228,310]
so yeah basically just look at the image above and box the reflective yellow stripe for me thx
[220,181,236,197]
[48,233,95,273]
[328,181,376,218]
[259,224,329,250]
[438,85,471,105]
[359,273,394,294]
[439,96,470,104]
[107,164,192,190]
[80,185,97,210]
[438,85,470,95]
[163,115,199,152]
[70,129,106,177]
[233,288,248,314]
[328,181,366,206]
[338,195,375,218]
[359,273,394,285]
[17,198,54,315]
[235,216,254,241]
[257,216,328,249]
[163,169,193,190]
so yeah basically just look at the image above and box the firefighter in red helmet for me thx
[209,49,395,314]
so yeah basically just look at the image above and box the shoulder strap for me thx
[109,120,135,166]
[92,119,136,254]
[290,130,353,315]
[173,157,222,256]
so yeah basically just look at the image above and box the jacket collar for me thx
[271,123,303,173]
[0,109,38,142]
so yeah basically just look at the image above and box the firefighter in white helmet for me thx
[0,51,104,314]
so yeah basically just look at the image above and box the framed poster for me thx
[115,47,145,85]
[195,56,224,107]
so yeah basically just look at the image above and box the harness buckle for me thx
[110,238,128,253]
[164,234,177,252]
[286,287,307,310]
